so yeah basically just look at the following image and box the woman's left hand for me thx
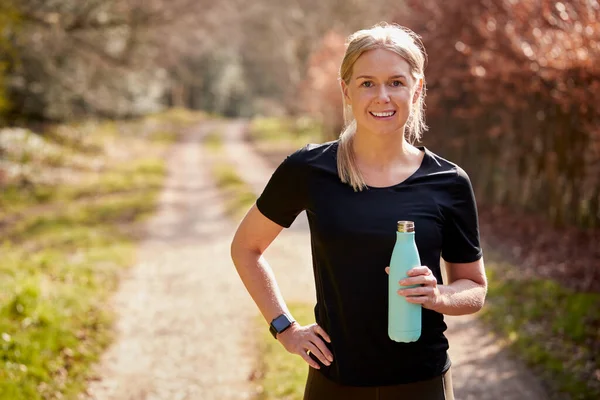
[385,266,442,310]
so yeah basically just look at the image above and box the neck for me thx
[352,129,418,168]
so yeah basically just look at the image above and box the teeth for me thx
[371,111,395,117]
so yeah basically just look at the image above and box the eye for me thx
[391,80,404,87]
[361,81,373,88]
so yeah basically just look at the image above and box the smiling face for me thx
[341,48,422,139]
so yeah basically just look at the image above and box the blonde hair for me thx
[337,22,428,191]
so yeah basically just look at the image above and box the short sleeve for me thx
[441,167,483,263]
[256,148,309,228]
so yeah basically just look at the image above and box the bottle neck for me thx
[396,231,415,240]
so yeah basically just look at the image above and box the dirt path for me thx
[88,119,549,400]
[87,122,257,400]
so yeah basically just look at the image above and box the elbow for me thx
[473,298,485,313]
[230,236,245,268]
[474,281,488,312]
[230,235,261,271]
[230,237,239,261]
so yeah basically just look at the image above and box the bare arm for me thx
[230,204,333,368]
[230,204,289,324]
[436,258,487,315]
[393,258,487,316]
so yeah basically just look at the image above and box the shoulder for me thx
[284,140,338,170]
[422,147,472,186]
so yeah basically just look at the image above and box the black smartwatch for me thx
[269,314,294,339]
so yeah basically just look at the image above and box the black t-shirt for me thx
[256,140,483,386]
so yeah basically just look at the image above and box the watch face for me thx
[272,315,291,332]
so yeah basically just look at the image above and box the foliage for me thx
[300,32,347,140]
[0,1,218,122]
[0,0,410,122]
[0,2,21,121]
[296,1,600,230]
[395,0,600,229]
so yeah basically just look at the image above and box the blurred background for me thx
[0,1,598,399]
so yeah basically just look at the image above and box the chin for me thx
[364,124,405,137]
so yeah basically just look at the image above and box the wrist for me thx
[430,285,451,312]
[269,313,295,339]
[276,321,299,339]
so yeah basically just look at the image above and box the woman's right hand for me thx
[276,323,334,369]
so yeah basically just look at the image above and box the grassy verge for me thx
[481,251,600,400]
[212,164,256,220]
[0,109,199,399]
[254,303,315,400]
[202,128,256,221]
[204,129,224,153]
[249,117,322,147]
[248,117,323,167]
[0,108,202,218]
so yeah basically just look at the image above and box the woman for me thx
[231,22,487,399]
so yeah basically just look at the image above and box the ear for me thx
[340,80,351,103]
[412,78,423,104]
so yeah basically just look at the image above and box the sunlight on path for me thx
[87,123,256,400]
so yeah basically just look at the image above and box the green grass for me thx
[0,120,172,399]
[249,117,322,150]
[212,164,256,219]
[0,118,175,218]
[254,303,315,400]
[204,129,224,152]
[202,128,256,220]
[147,107,206,126]
[481,254,600,400]
[66,159,166,199]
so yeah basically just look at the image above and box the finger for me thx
[299,349,320,369]
[385,266,390,275]
[398,286,432,297]
[407,266,432,276]
[305,341,331,366]
[400,274,437,286]
[311,331,334,362]
[313,324,332,344]
[404,295,428,304]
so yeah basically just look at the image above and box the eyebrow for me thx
[355,75,408,80]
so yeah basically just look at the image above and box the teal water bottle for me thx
[388,220,422,342]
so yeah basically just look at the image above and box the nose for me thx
[375,85,391,103]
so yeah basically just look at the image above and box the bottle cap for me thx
[397,221,415,233]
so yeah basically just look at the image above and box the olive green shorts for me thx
[303,367,454,400]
